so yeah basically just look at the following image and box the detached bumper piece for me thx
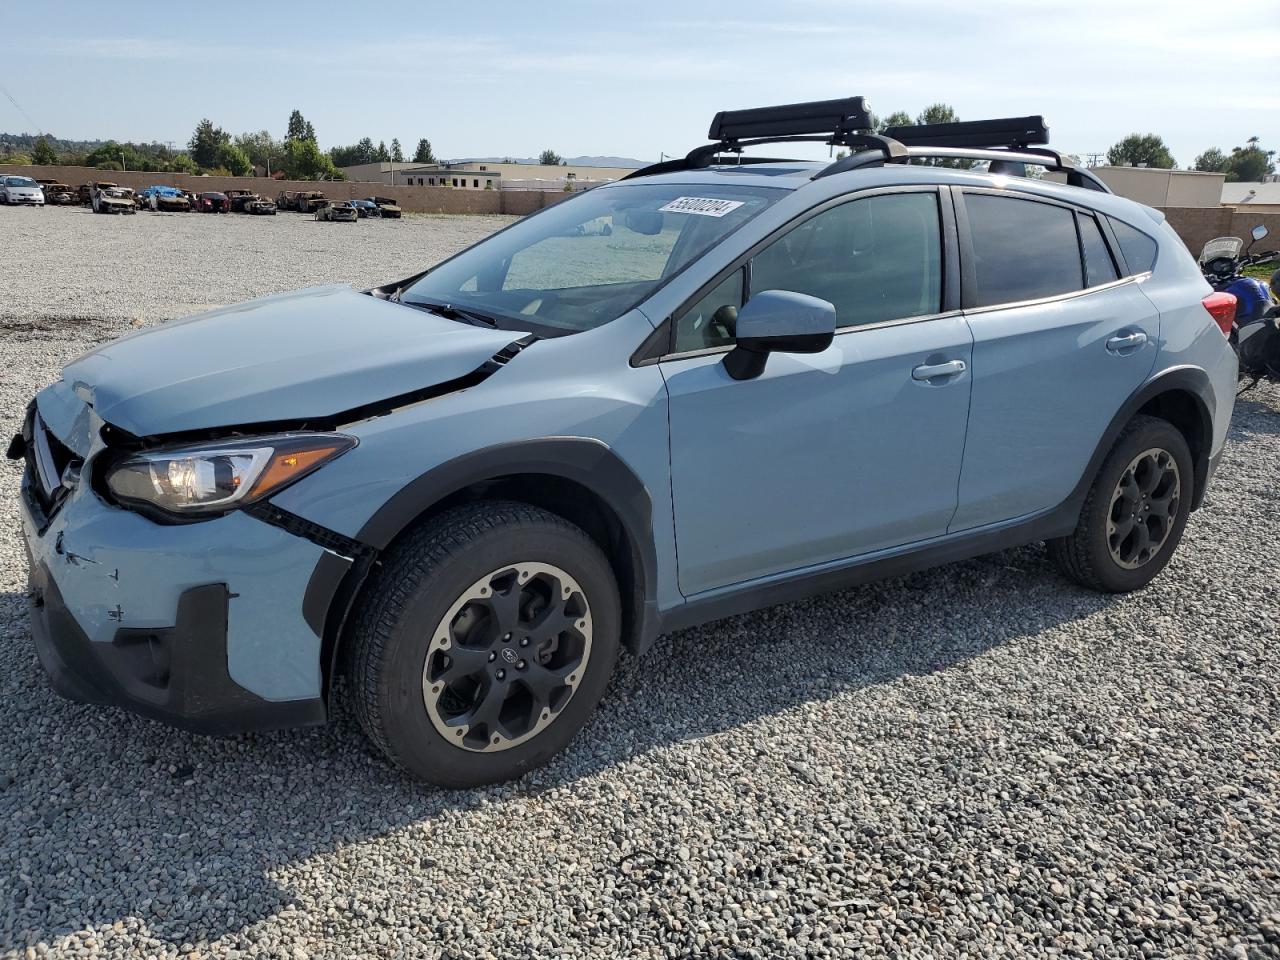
[28,562,326,735]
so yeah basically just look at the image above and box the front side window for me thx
[751,191,943,330]
[965,193,1083,306]
[675,268,745,352]
[403,183,781,334]
[673,191,943,352]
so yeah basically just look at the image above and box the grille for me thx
[25,411,81,518]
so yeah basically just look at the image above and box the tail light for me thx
[1202,292,1237,337]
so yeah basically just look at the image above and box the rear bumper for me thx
[28,557,325,735]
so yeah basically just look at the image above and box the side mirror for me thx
[1252,225,1269,242]
[723,290,836,381]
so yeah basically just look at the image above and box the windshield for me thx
[401,182,783,334]
[1199,236,1243,264]
[5,176,37,188]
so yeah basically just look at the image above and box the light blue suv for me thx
[11,100,1238,785]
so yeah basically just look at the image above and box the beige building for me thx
[1081,166,1226,207]
[340,159,634,190]
[1221,181,1280,215]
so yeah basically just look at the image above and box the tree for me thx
[189,119,229,169]
[874,110,913,133]
[1224,138,1275,183]
[216,141,252,177]
[283,136,339,180]
[413,138,436,164]
[304,120,316,142]
[539,149,564,166]
[375,140,390,162]
[916,103,958,126]
[86,140,146,171]
[1106,133,1175,169]
[913,103,966,167]
[167,153,198,174]
[390,138,404,162]
[1194,147,1229,173]
[286,110,309,143]
[234,130,284,171]
[31,136,57,165]
[329,138,377,167]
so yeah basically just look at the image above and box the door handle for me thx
[912,359,967,381]
[1106,331,1148,353]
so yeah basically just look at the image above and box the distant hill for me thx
[0,132,114,154]
[455,155,648,169]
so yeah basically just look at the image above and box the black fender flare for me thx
[1064,365,1216,522]
[302,437,662,707]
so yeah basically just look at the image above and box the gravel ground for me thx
[2,206,1279,959]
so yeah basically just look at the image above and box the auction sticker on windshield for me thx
[658,197,746,217]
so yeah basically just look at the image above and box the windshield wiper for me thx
[406,298,500,328]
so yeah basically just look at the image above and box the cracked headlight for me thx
[106,433,355,516]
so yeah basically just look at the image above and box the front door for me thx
[661,188,974,597]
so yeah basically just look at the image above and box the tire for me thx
[1048,415,1194,593]
[347,501,621,787]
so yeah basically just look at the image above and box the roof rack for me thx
[623,96,906,180]
[624,100,1110,193]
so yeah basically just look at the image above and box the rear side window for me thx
[1078,214,1119,287]
[964,193,1083,306]
[1108,217,1158,275]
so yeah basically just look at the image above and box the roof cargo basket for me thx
[882,116,1049,150]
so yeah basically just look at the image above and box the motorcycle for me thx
[1199,225,1280,385]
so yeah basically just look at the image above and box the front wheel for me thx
[347,502,621,787]
[1049,415,1194,592]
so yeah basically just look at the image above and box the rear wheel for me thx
[1049,415,1193,592]
[347,502,621,787]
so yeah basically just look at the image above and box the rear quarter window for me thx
[1108,217,1158,275]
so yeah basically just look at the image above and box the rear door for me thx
[950,189,1159,530]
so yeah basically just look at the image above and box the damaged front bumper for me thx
[12,389,348,735]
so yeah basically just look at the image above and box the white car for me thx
[0,175,45,206]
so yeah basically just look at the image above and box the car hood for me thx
[57,285,527,436]
[7,185,42,196]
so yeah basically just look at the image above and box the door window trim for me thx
[953,186,1138,313]
[639,184,960,365]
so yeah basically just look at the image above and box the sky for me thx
[4,0,1277,168]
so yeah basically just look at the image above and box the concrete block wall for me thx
[1156,207,1280,259]
[1,164,571,216]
